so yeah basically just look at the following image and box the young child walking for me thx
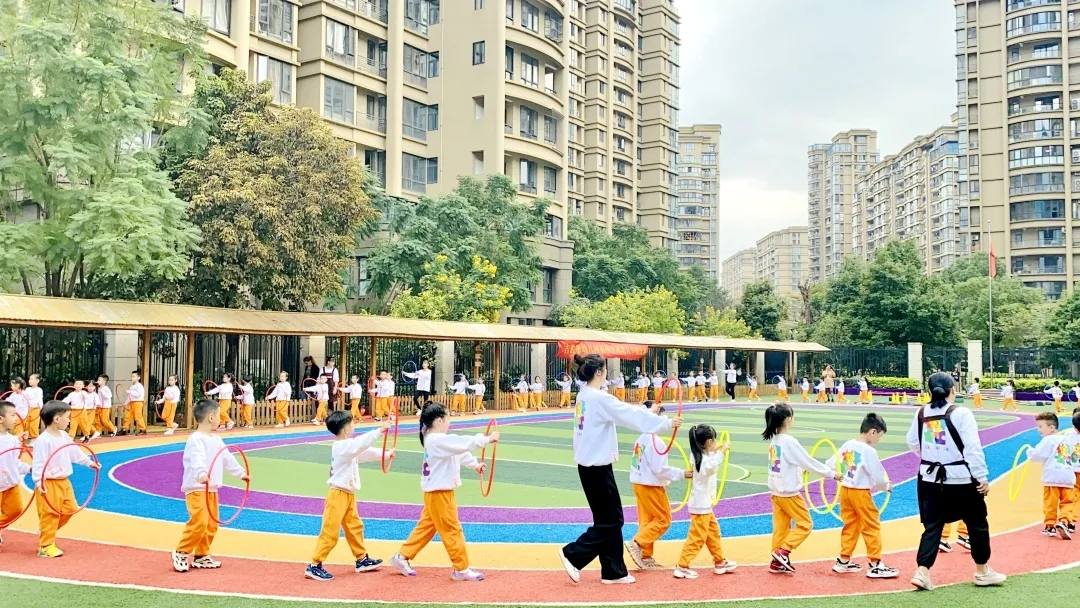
[1026,412,1076,539]
[776,376,789,403]
[344,375,364,421]
[304,411,391,581]
[122,370,148,436]
[530,376,546,409]
[172,400,249,572]
[61,380,88,441]
[450,374,469,416]
[205,373,236,430]
[238,376,256,429]
[6,378,29,439]
[373,371,395,421]
[625,402,688,570]
[836,378,848,404]
[469,378,487,414]
[747,376,760,402]
[156,376,182,435]
[25,374,44,440]
[556,375,573,408]
[674,424,736,579]
[940,522,971,552]
[694,371,707,402]
[514,375,529,412]
[94,375,117,438]
[968,379,983,410]
[857,377,870,405]
[827,413,898,578]
[32,400,102,557]
[390,402,498,581]
[800,378,810,403]
[652,372,665,405]
[83,382,101,442]
[1001,380,1018,412]
[305,375,331,425]
[763,403,841,574]
[708,371,720,401]
[1049,381,1065,414]
[0,400,31,543]
[613,372,627,402]
[267,371,293,428]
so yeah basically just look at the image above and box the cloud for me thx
[719,177,806,255]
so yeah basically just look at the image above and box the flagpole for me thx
[987,219,993,382]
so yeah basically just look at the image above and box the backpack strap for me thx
[941,404,966,454]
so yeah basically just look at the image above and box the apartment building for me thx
[807,129,880,283]
[851,125,963,272]
[956,0,1080,300]
[754,226,807,316]
[721,247,756,300]
[675,124,721,282]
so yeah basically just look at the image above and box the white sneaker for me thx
[163,428,175,436]
[623,541,645,569]
[90,431,101,440]
[274,424,284,429]
[192,555,221,569]
[390,553,416,577]
[225,421,235,430]
[673,566,698,579]
[910,569,934,591]
[867,562,899,579]
[285,418,291,427]
[171,551,189,573]
[833,558,862,574]
[170,423,179,430]
[974,567,1006,587]
[450,567,485,581]
[558,549,580,583]
[712,560,737,575]
[601,575,636,585]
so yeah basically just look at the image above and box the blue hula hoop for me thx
[400,360,418,385]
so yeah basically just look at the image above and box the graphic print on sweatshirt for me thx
[576,400,586,430]
[630,441,643,470]
[923,420,947,446]
[769,444,781,473]
[422,448,430,477]
[840,448,861,480]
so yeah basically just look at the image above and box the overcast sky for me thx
[676,0,957,259]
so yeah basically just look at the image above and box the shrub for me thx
[866,376,920,390]
[978,378,1076,392]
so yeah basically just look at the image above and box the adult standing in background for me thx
[823,364,836,403]
[303,356,319,385]
[724,363,738,401]
[321,357,341,406]
[402,358,434,408]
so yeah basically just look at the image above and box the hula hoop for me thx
[0,445,35,529]
[206,444,250,526]
[381,398,400,474]
[669,439,693,514]
[875,471,892,514]
[53,385,75,401]
[202,380,218,395]
[802,438,841,517]
[651,378,682,456]
[264,386,275,401]
[711,429,732,506]
[1008,444,1033,501]
[0,390,11,401]
[152,390,165,421]
[39,443,100,516]
[400,360,418,385]
[479,418,498,497]
[557,372,570,382]
[301,378,317,399]
[113,382,125,400]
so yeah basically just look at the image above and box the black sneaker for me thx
[355,556,382,572]
[957,535,971,550]
[832,558,861,573]
[938,540,953,552]
[867,562,899,579]
[305,564,333,581]
[1056,522,1072,540]
[1042,527,1057,537]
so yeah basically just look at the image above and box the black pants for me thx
[562,464,627,580]
[413,390,432,409]
[725,382,736,400]
[916,480,991,568]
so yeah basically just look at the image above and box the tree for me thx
[0,0,206,296]
[689,306,754,338]
[952,275,1049,347]
[737,280,787,341]
[391,254,511,323]
[941,252,1003,284]
[1042,289,1080,349]
[367,175,547,313]
[556,287,686,334]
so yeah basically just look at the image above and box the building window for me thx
[326,20,355,66]
[403,153,437,192]
[545,214,563,239]
[256,55,293,105]
[520,105,538,139]
[324,77,354,124]
[520,159,537,193]
[473,151,484,174]
[521,53,539,86]
[404,44,437,85]
[403,98,438,140]
[544,115,557,143]
[474,96,484,119]
[257,0,294,44]
[544,166,557,195]
[505,46,514,79]
[615,183,626,198]
[521,1,539,32]
[354,256,370,296]
[506,0,514,22]
[542,268,554,304]
[473,41,485,64]
[202,0,230,34]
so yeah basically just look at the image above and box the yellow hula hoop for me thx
[712,429,732,506]
[670,440,693,514]
[803,438,841,517]
[1008,444,1033,501]
[875,471,892,514]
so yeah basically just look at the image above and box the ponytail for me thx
[418,402,447,446]
[762,403,793,440]
[573,353,605,383]
[688,424,717,472]
[926,371,954,410]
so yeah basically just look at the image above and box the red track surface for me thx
[2,524,1077,604]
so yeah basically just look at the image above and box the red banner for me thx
[555,341,648,361]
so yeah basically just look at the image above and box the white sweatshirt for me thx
[826,439,888,491]
[1049,386,1064,400]
[453,380,469,395]
[32,430,92,483]
[652,377,664,389]
[239,384,255,405]
[515,380,529,394]
[695,374,706,387]
[127,382,145,403]
[613,376,625,388]
[801,380,810,392]
[469,383,486,397]
[376,380,395,398]
[268,381,292,401]
[420,432,488,492]
[305,383,329,401]
[572,386,672,467]
[85,391,100,409]
[0,433,30,491]
[1063,432,1080,473]
[967,383,979,396]
[683,376,697,387]
[327,428,383,492]
[1000,385,1014,399]
[767,433,834,497]
[157,385,180,404]
[724,369,737,383]
[530,382,544,394]
[25,387,43,410]
[344,383,364,400]
[180,431,245,494]
[556,380,572,393]
[777,378,787,391]
[708,375,719,386]
[905,404,989,484]
[628,432,684,487]
[63,390,86,410]
[206,381,234,401]
[6,391,29,418]
[858,380,869,392]
[98,385,114,409]
[403,368,433,392]
[1026,434,1076,487]
[687,452,724,515]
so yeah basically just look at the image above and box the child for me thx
[530,376,546,409]
[634,374,650,404]
[747,376,760,402]
[613,372,627,402]
[776,376,789,403]
[344,375,364,421]
[267,371,292,428]
[556,375,573,408]
[667,372,679,401]
[156,376,182,436]
[858,377,870,405]
[451,375,469,416]
[941,522,971,552]
[204,373,236,430]
[6,378,29,438]
[626,402,688,570]
[968,379,983,410]
[95,375,117,438]
[674,424,736,579]
[816,379,829,403]
[1050,381,1065,414]
[652,372,665,405]
[238,376,255,429]
[374,371,395,421]
[514,375,529,412]
[83,382,100,443]
[763,403,841,574]
[172,400,249,572]
[122,370,147,436]
[304,411,391,581]
[1026,412,1075,539]
[305,375,331,426]
[682,373,697,402]
[694,371,707,402]
[0,400,31,543]
[1001,380,1018,412]
[61,380,89,441]
[800,378,810,403]
[32,399,102,557]
[390,402,498,581]
[1066,411,1080,533]
[708,370,720,401]
[827,413,898,578]
[469,378,486,414]
[836,378,848,404]
[25,374,44,440]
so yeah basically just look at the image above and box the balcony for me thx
[614,0,635,15]
[405,16,428,36]
[1006,23,1062,39]
[358,58,388,79]
[1007,75,1063,91]
[402,177,427,194]
[1009,103,1062,116]
[359,114,387,134]
[1013,237,1065,248]
[1014,265,1065,275]
[520,183,537,194]
[545,21,563,43]
[1008,48,1061,64]
[1007,0,1061,11]
[1009,129,1063,142]
[403,70,427,88]
[520,129,538,141]
[1010,183,1066,195]
[357,0,388,23]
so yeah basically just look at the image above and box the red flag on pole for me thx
[988,240,997,278]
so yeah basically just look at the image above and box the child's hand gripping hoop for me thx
[479,418,498,497]
[381,398,400,474]
[202,380,218,395]
[264,386,275,402]
[556,372,571,383]
[206,444,250,526]
[0,445,35,528]
[711,429,732,506]
[53,385,76,401]
[651,378,682,456]
[39,443,100,516]
[875,471,892,514]
[1008,444,1033,501]
[301,378,317,399]
[669,439,692,514]
[803,438,842,520]
[400,360,418,385]
[153,389,165,422]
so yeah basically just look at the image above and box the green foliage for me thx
[0,0,207,296]
[390,254,511,323]
[737,280,787,341]
[952,274,1049,347]
[978,378,1076,391]
[367,175,546,313]
[556,287,686,334]
[689,306,755,338]
[866,376,920,390]
[1042,289,1080,350]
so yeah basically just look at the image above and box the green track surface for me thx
[225,406,1012,507]
[4,566,1079,607]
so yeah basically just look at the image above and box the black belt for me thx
[921,459,976,484]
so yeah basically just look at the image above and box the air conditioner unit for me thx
[1073,177,1080,192]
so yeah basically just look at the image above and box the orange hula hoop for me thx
[651,377,682,455]
[39,443,100,516]
[53,385,76,401]
[206,444,250,526]
[479,418,498,497]
[0,390,11,400]
[202,380,218,395]
[301,378,317,400]
[381,398,400,474]
[0,445,35,529]
[152,390,166,422]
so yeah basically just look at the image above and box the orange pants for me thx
[972,393,983,409]
[942,521,969,540]
[176,491,219,556]
[531,393,545,408]
[276,400,290,424]
[710,385,719,400]
[559,393,572,407]
[777,388,788,402]
[95,408,116,434]
[1054,398,1064,413]
[1071,473,1080,523]
[816,391,828,403]
[26,408,40,439]
[678,512,725,568]
[311,488,368,563]
[615,388,626,401]
[837,391,848,403]
[0,485,28,529]
[1002,397,1017,411]
[653,386,664,404]
[858,390,870,403]
[698,386,707,400]
[748,389,760,401]
[314,400,329,422]
[217,399,233,425]
[66,410,87,439]
[36,477,76,548]
[838,487,882,561]
[160,400,177,428]
[473,395,485,413]
[400,489,469,570]
[514,394,527,409]
[349,398,362,420]
[240,404,253,426]
[374,397,390,419]
[631,484,671,559]
[1043,485,1077,527]
[451,394,466,413]
[771,495,813,553]
[802,391,810,402]
[123,400,146,432]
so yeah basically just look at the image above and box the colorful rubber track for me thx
[2,403,1077,605]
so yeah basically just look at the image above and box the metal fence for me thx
[798,347,908,380]
[982,347,1080,379]
[0,326,105,388]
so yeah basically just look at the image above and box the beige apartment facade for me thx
[807,129,880,283]
[721,247,756,300]
[955,0,1080,300]
[851,125,963,272]
[676,124,721,282]
[754,226,807,316]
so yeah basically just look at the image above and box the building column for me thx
[104,330,140,382]
[531,343,547,382]
[607,358,621,380]
[907,342,923,384]
[715,350,726,373]
[667,351,679,376]
[435,341,455,389]
[966,340,983,383]
[755,351,766,384]
[300,336,327,366]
